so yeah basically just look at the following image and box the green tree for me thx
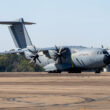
[0,54,43,72]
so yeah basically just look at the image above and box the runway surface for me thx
[0,72,110,110]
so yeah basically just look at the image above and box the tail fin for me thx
[0,18,35,49]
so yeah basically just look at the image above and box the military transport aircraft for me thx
[0,18,110,73]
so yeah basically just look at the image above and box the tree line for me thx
[0,54,43,72]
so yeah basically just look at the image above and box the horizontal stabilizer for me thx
[0,21,36,25]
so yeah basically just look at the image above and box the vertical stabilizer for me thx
[0,18,35,49]
[8,18,33,48]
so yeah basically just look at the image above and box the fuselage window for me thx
[97,51,102,54]
[100,52,102,54]
[97,51,100,54]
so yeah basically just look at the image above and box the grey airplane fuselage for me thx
[24,46,109,72]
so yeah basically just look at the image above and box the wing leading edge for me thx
[0,49,25,55]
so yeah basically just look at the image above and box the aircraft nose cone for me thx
[104,55,110,65]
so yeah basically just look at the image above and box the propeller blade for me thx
[61,49,66,54]
[55,58,59,64]
[37,48,41,53]
[101,45,104,48]
[28,49,36,54]
[29,59,34,64]
[37,58,41,63]
[55,45,59,52]
[33,45,37,52]
[59,46,62,53]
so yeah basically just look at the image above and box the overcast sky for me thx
[0,0,110,51]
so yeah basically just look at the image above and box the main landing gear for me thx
[95,69,101,74]
[68,70,81,73]
[48,70,61,73]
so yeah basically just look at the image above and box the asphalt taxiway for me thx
[0,72,110,110]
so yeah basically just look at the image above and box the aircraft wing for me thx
[0,47,55,55]
[0,49,25,55]
[39,47,55,51]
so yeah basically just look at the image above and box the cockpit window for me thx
[97,50,109,55]
[103,50,108,55]
[97,50,108,55]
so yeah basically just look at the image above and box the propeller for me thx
[54,45,67,64]
[29,49,41,64]
[101,45,104,49]
[28,46,42,64]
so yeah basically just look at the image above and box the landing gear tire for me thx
[68,71,81,74]
[48,71,53,73]
[48,70,61,74]
[95,69,101,74]
[56,70,61,73]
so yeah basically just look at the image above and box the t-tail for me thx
[0,18,35,49]
[0,18,44,65]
